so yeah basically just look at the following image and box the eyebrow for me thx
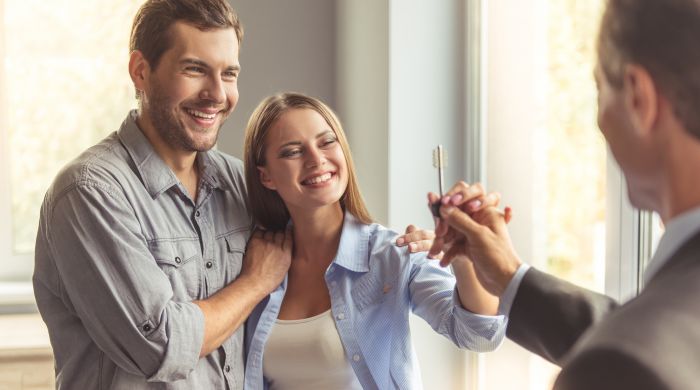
[180,58,241,73]
[277,130,335,151]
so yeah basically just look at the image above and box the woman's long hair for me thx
[243,92,372,230]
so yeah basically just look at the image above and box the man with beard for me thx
[431,0,700,388]
[32,1,291,388]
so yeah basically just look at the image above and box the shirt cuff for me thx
[497,263,531,316]
[452,289,505,338]
[148,301,205,382]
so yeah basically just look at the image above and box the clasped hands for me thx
[427,181,523,297]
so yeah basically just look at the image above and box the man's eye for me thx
[185,66,205,74]
[223,71,238,80]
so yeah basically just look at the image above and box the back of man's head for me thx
[598,0,700,139]
[129,0,243,71]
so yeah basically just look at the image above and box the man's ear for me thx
[622,64,659,136]
[258,166,277,190]
[129,50,150,95]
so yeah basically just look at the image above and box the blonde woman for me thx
[243,92,505,389]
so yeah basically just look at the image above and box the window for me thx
[476,0,615,388]
[0,1,144,304]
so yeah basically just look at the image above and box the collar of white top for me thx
[275,309,332,325]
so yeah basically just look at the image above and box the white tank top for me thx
[263,310,363,390]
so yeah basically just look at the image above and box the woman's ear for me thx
[258,166,277,190]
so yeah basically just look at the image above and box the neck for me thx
[660,129,700,222]
[135,110,198,177]
[288,203,344,266]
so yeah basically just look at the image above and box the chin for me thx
[188,132,220,152]
[626,184,658,213]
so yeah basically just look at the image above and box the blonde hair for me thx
[243,92,372,230]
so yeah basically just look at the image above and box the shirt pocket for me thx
[219,231,247,284]
[351,271,398,312]
[149,239,202,300]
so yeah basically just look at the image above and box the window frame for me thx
[1,1,36,308]
[464,0,648,388]
[463,0,489,387]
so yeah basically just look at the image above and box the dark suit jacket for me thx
[507,231,700,390]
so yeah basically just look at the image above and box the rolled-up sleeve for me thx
[408,255,506,352]
[47,182,204,381]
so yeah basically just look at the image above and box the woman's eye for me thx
[321,137,337,147]
[281,149,301,158]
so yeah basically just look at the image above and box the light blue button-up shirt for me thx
[244,213,507,389]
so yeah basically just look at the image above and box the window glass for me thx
[483,0,606,388]
[2,1,143,257]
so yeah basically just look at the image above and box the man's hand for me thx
[427,181,510,259]
[438,204,521,297]
[239,228,293,296]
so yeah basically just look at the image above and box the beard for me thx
[145,78,230,153]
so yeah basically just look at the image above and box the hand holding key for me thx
[428,146,512,262]
[429,145,504,222]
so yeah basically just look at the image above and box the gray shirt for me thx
[33,111,251,389]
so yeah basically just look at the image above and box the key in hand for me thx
[431,145,447,217]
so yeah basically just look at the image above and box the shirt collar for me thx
[117,110,223,197]
[644,205,700,282]
[196,151,225,191]
[332,212,372,273]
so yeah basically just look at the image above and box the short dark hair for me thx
[129,0,243,70]
[598,0,700,139]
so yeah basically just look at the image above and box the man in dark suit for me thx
[429,0,700,389]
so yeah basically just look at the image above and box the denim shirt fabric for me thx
[244,213,507,390]
[33,111,252,389]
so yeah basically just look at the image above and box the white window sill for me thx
[0,282,37,315]
[0,313,52,358]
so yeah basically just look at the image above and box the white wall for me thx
[481,1,545,388]
[224,1,476,388]
[336,0,390,223]
[338,1,474,388]
[218,0,337,159]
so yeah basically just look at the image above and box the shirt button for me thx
[224,364,231,373]
[195,210,201,218]
[337,313,345,320]
[206,261,213,269]
[352,354,360,362]
[175,256,181,264]
[143,324,152,332]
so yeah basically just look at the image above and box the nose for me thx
[200,76,226,105]
[304,145,326,168]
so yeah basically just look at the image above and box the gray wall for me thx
[218,0,337,159]
[223,1,474,388]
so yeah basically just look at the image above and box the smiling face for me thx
[258,108,349,214]
[132,21,240,153]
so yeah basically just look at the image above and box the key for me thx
[431,145,447,217]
